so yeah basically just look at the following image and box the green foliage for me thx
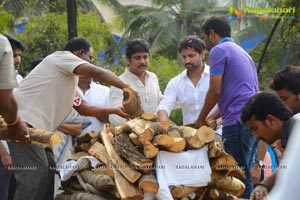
[148,56,183,125]
[0,10,15,33]
[16,11,112,76]
[148,56,182,91]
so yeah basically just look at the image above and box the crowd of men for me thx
[0,15,299,200]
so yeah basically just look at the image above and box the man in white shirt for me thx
[154,36,220,200]
[77,76,110,134]
[109,38,163,126]
[157,35,218,125]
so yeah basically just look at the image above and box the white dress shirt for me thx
[158,64,218,125]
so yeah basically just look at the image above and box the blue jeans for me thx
[222,121,256,198]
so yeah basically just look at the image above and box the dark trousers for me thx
[222,121,256,198]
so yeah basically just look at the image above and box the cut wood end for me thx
[141,112,158,121]
[139,181,159,194]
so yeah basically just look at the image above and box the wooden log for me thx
[208,188,247,200]
[0,126,62,147]
[92,165,115,179]
[76,130,99,145]
[54,192,107,200]
[210,155,239,171]
[88,142,109,166]
[166,137,186,152]
[206,119,218,130]
[80,170,115,190]
[74,142,90,153]
[114,169,143,200]
[101,129,141,183]
[129,133,142,146]
[151,122,167,135]
[180,126,215,149]
[210,172,245,197]
[141,112,158,122]
[85,183,120,200]
[143,141,159,158]
[152,134,175,148]
[208,140,227,159]
[113,123,131,135]
[126,119,154,144]
[123,87,144,117]
[224,169,246,179]
[167,124,182,138]
[112,133,153,171]
[171,186,200,198]
[138,173,159,194]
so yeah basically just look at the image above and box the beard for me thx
[185,63,200,70]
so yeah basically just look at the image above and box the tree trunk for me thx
[67,0,78,40]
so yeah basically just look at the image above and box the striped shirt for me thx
[209,38,258,127]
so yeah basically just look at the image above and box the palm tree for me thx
[118,0,222,59]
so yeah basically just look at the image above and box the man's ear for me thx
[265,114,280,128]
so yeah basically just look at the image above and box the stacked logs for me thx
[55,112,248,200]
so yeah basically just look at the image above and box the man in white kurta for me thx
[109,39,163,126]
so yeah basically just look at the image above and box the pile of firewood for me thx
[54,112,247,200]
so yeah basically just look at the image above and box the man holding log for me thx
[109,38,163,126]
[8,36,134,200]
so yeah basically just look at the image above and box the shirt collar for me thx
[182,63,210,78]
[125,67,150,79]
[218,37,234,45]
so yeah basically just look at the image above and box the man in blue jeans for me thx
[195,16,258,198]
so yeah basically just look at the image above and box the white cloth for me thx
[293,113,300,119]
[109,68,163,126]
[0,141,9,154]
[155,146,212,200]
[266,119,300,200]
[14,51,87,131]
[16,70,23,83]
[157,64,218,125]
[77,81,110,135]
[59,156,100,181]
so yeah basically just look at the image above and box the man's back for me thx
[14,51,87,131]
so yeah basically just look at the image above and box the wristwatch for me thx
[255,160,265,168]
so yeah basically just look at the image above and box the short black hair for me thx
[201,16,231,38]
[241,92,293,124]
[270,65,300,95]
[178,35,205,54]
[64,36,92,52]
[126,38,150,58]
[3,34,26,51]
